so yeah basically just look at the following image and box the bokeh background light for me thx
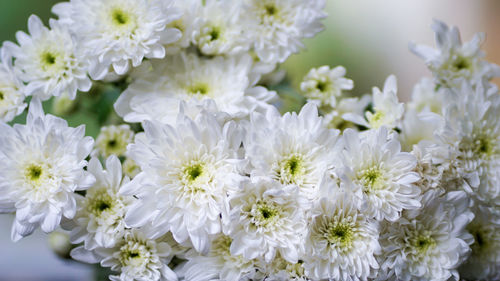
[0,1,498,280]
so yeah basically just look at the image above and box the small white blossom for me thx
[0,48,26,122]
[344,75,404,130]
[300,66,354,108]
[94,125,134,158]
[3,15,91,100]
[71,228,178,281]
[407,78,446,115]
[66,156,134,250]
[410,19,500,87]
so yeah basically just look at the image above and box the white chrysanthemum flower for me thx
[344,75,404,130]
[303,188,380,281]
[180,234,257,281]
[191,0,248,56]
[164,0,198,54]
[228,177,307,263]
[0,48,26,122]
[71,228,178,281]
[323,95,371,131]
[2,15,91,100]
[399,109,443,152]
[300,66,354,108]
[121,110,244,253]
[0,99,95,241]
[94,125,134,158]
[262,254,309,281]
[67,156,134,250]
[407,78,446,115]
[436,81,500,201]
[459,206,500,281]
[53,0,182,79]
[339,128,421,221]
[378,191,474,281]
[123,158,140,179]
[242,0,326,63]
[410,19,500,87]
[244,103,339,203]
[410,142,444,194]
[114,52,276,124]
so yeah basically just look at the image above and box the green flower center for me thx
[413,234,436,254]
[265,4,277,15]
[26,164,43,182]
[326,222,354,247]
[251,200,281,227]
[112,9,130,26]
[185,163,203,182]
[277,154,307,185]
[452,55,472,71]
[209,27,221,42]
[87,190,115,216]
[316,80,331,93]
[0,91,4,100]
[359,167,384,193]
[188,83,209,95]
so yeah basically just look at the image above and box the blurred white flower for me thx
[94,125,134,158]
[0,48,26,122]
[114,52,276,124]
[72,228,178,281]
[300,66,354,108]
[410,19,500,88]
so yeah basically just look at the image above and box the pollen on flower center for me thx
[276,153,307,185]
[187,82,209,96]
[26,164,43,182]
[358,166,384,193]
[87,189,115,216]
[316,80,330,93]
[119,241,150,268]
[413,234,436,254]
[250,200,281,227]
[325,222,354,248]
[185,163,203,182]
[112,9,130,26]
[452,55,472,71]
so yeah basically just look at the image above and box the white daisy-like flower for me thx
[377,191,474,281]
[227,176,307,263]
[0,98,95,241]
[339,128,421,221]
[114,52,276,124]
[303,187,380,281]
[436,81,500,201]
[459,206,500,281]
[121,110,244,253]
[399,109,443,152]
[0,48,26,122]
[2,15,91,100]
[191,0,248,56]
[242,0,326,63]
[94,125,134,158]
[53,0,182,79]
[180,234,257,281]
[344,75,404,130]
[66,156,134,250]
[323,95,371,131]
[410,19,500,88]
[244,103,340,203]
[407,78,446,115]
[71,228,178,281]
[300,66,354,108]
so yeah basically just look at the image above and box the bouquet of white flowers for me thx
[1,1,499,280]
